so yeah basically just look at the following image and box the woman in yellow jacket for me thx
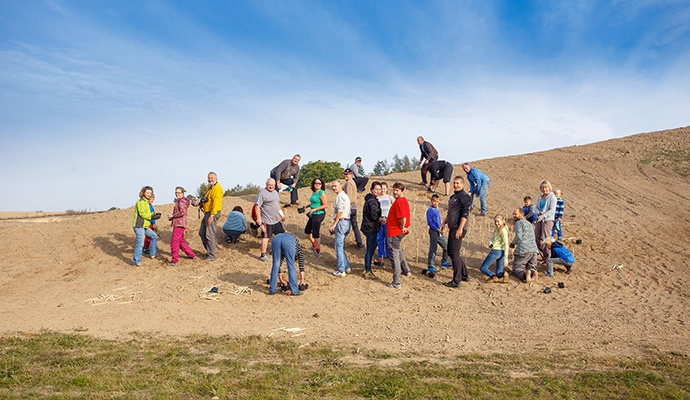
[132,186,159,266]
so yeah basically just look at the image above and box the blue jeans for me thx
[471,181,490,214]
[427,228,448,268]
[377,224,390,258]
[269,233,299,294]
[364,232,378,272]
[133,227,157,265]
[335,219,351,272]
[480,249,505,278]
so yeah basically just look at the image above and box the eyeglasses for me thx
[314,182,322,185]
[175,191,183,194]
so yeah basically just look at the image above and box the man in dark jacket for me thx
[360,181,382,279]
[441,175,472,287]
[417,136,438,186]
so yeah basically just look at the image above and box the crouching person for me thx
[268,233,303,296]
[542,236,575,275]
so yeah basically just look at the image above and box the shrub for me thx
[298,160,344,188]
[225,183,261,196]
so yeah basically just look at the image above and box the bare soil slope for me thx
[1,127,689,357]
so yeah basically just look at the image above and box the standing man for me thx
[270,154,301,206]
[462,162,490,216]
[329,180,351,276]
[343,168,364,248]
[348,156,369,193]
[442,176,472,287]
[255,178,286,261]
[198,172,223,261]
[417,136,438,187]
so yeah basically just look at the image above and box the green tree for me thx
[196,183,211,199]
[372,159,391,176]
[298,160,343,188]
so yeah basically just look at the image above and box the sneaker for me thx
[205,256,216,262]
[150,255,157,259]
[332,271,346,277]
[259,253,269,261]
[441,262,451,268]
[427,267,439,273]
[132,262,142,267]
[405,271,412,277]
[387,283,402,289]
[443,281,460,288]
[356,243,365,249]
[363,271,377,280]
[345,268,352,274]
[167,262,178,266]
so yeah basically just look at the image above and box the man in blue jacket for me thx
[462,162,490,216]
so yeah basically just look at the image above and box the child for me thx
[522,195,537,224]
[542,236,575,275]
[479,214,509,282]
[426,194,450,273]
[143,193,158,254]
[552,189,565,239]
[168,187,196,266]
[376,182,394,266]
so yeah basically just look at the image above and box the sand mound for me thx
[1,126,688,357]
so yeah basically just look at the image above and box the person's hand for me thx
[402,227,409,235]
[329,225,336,233]
[455,230,462,239]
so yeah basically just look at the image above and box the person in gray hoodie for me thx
[510,208,540,283]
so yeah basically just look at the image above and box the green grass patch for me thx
[641,148,690,176]
[0,331,688,399]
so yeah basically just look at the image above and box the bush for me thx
[225,183,261,196]
[298,160,344,188]
[372,154,420,176]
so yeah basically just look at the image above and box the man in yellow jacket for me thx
[198,171,223,261]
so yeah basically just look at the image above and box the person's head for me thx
[540,180,552,194]
[311,177,324,192]
[370,181,382,196]
[139,186,154,199]
[512,207,524,221]
[452,176,465,192]
[148,193,156,204]
[266,178,276,192]
[343,168,354,180]
[523,195,532,206]
[380,182,388,194]
[554,189,562,198]
[430,193,440,207]
[417,136,424,145]
[331,180,343,193]
[493,214,506,229]
[174,186,186,200]
[207,172,218,185]
[232,205,243,213]
[291,154,301,166]
[461,163,471,174]
[542,236,556,249]
[355,156,362,165]
[392,182,405,198]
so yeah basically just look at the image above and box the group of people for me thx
[131,141,575,295]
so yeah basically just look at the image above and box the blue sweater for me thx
[426,206,443,231]
[551,241,575,263]
[466,168,489,195]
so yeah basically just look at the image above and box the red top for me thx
[386,196,410,237]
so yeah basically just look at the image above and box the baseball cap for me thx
[343,168,354,174]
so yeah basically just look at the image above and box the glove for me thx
[151,212,162,221]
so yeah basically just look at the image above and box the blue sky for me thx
[1,0,689,212]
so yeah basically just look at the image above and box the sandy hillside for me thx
[1,127,689,358]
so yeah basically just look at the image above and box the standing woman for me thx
[168,187,196,266]
[132,186,159,266]
[305,178,328,256]
[535,180,557,264]
[361,181,382,279]
[386,182,411,289]
[376,182,394,265]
